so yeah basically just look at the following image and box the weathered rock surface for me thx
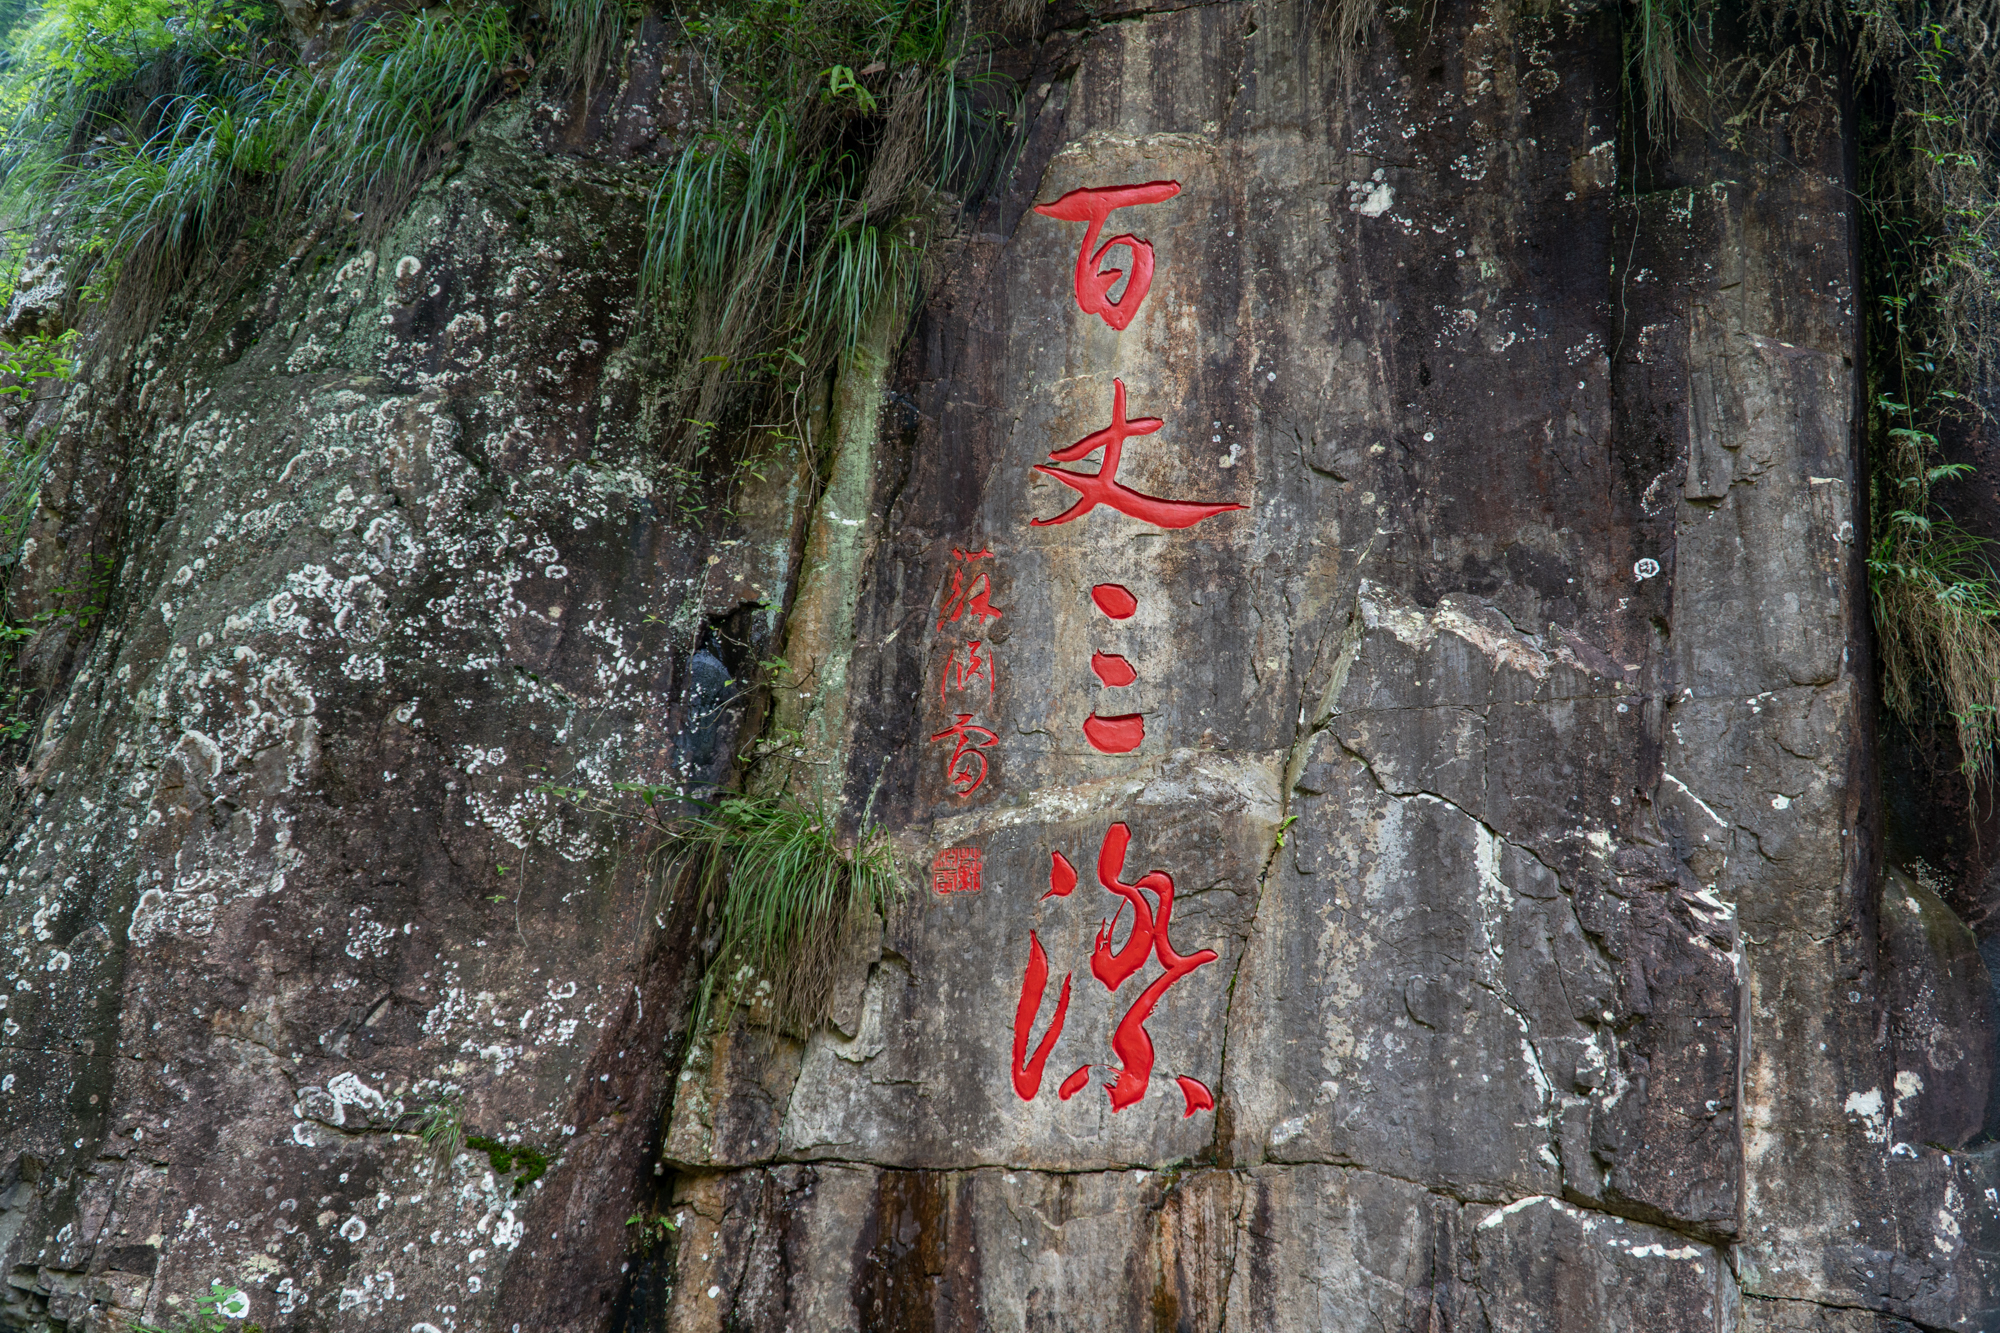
[3,0,2000,1330]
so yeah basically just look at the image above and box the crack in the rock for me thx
[1046,0,1236,35]
[1742,1289,1959,1333]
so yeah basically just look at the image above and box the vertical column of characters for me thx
[928,548,1002,895]
[929,547,1003,799]
[1007,179,1241,1118]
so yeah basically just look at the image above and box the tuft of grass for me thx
[1627,0,1712,140]
[276,4,520,227]
[0,2,524,325]
[542,0,633,95]
[418,1095,466,1177]
[642,0,1016,459]
[670,791,898,1035]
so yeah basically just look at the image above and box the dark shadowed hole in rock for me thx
[678,606,762,791]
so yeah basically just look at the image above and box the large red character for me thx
[1034,181,1181,330]
[1033,380,1245,530]
[1009,823,1217,1115]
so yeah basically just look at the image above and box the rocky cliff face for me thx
[1,2,1996,1332]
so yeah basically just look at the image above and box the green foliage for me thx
[1591,0,2000,789]
[1626,0,1711,139]
[1848,8,2000,788]
[0,324,73,401]
[626,1208,682,1251]
[0,555,110,740]
[0,329,79,745]
[671,791,898,1034]
[644,0,1014,454]
[127,1281,257,1333]
[542,0,633,93]
[465,1134,551,1195]
[0,1,526,320]
[418,1095,466,1177]
[276,4,519,225]
[0,0,270,218]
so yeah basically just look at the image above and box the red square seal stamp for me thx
[931,848,983,896]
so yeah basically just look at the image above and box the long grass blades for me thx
[642,0,1017,457]
[279,4,519,226]
[73,86,274,300]
[1627,0,1714,142]
[0,2,525,324]
[670,792,898,1037]
[543,0,631,95]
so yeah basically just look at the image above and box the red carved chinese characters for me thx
[1032,379,1246,531]
[1010,824,1216,1113]
[1043,851,1078,900]
[1084,580,1144,753]
[938,547,1001,630]
[931,848,983,895]
[1012,931,1071,1099]
[994,179,1235,1115]
[1174,1076,1214,1118]
[1091,584,1138,618]
[1033,181,1181,330]
[931,548,1004,796]
[929,714,998,796]
[1090,652,1137,687]
[1083,713,1145,754]
[938,640,994,706]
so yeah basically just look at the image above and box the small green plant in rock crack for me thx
[535,780,900,1035]
[418,1094,466,1177]
[626,1208,682,1253]
[0,552,115,744]
[669,791,900,1035]
[414,1097,553,1195]
[127,1281,256,1333]
[0,327,78,575]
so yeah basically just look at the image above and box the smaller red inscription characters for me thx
[931,548,1004,796]
[938,639,994,706]
[1011,823,1217,1117]
[931,847,983,896]
[929,714,999,796]
[1033,181,1181,331]
[938,547,1002,630]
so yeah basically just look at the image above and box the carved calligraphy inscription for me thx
[930,548,1003,796]
[1011,824,1217,1116]
[997,176,1238,1116]
[931,848,983,896]
[1032,379,1245,531]
[1033,181,1182,330]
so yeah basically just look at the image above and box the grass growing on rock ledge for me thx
[669,791,899,1035]
[1609,0,2000,793]
[1317,0,2000,794]
[0,0,632,324]
[533,779,901,1036]
[642,0,1017,459]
